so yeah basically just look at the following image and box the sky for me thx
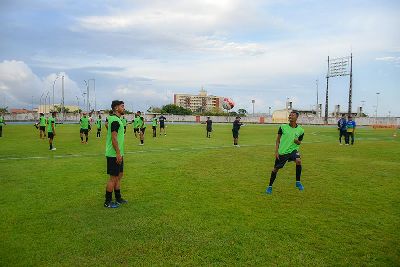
[0,0,399,116]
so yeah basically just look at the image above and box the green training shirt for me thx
[152,118,157,127]
[80,117,89,129]
[122,117,128,127]
[277,124,304,155]
[96,119,102,129]
[133,117,140,129]
[139,117,146,128]
[0,116,4,126]
[47,117,56,133]
[39,116,47,126]
[105,115,125,157]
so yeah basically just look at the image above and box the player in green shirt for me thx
[151,114,158,137]
[121,116,128,134]
[132,113,140,138]
[0,113,5,137]
[104,100,127,208]
[37,113,47,139]
[80,113,90,144]
[266,111,305,194]
[47,112,57,151]
[137,111,146,145]
[95,115,102,138]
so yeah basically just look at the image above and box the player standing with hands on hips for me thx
[266,111,304,194]
[104,100,128,208]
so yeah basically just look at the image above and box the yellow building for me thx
[174,89,224,112]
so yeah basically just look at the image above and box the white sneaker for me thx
[139,143,144,146]
[51,148,57,151]
[340,143,343,145]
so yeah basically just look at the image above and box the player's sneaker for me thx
[104,201,119,208]
[51,148,57,151]
[116,198,128,204]
[265,186,273,194]
[139,143,144,146]
[296,181,304,191]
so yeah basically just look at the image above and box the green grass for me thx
[0,123,399,266]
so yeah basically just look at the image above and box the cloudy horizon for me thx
[0,0,399,115]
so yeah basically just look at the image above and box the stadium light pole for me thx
[251,100,255,116]
[376,92,380,118]
[84,80,89,113]
[39,92,45,113]
[88,78,96,114]
[269,106,271,117]
[52,75,59,110]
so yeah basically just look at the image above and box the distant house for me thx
[10,108,34,114]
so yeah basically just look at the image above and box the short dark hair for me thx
[291,110,300,117]
[236,116,240,119]
[111,100,124,110]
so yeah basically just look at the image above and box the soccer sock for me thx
[141,140,144,144]
[86,136,88,142]
[50,143,52,149]
[269,171,277,186]
[80,136,83,141]
[105,191,113,202]
[114,189,121,200]
[296,165,302,181]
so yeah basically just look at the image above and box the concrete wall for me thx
[2,113,400,126]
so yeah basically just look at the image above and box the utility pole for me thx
[61,75,65,120]
[316,79,319,116]
[348,53,353,115]
[324,56,329,124]
[252,100,255,116]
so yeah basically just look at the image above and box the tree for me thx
[0,107,8,114]
[161,104,192,115]
[238,109,248,116]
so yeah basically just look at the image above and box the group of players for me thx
[337,114,357,145]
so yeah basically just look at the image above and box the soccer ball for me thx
[222,98,235,110]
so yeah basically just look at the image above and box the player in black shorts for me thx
[137,111,146,145]
[232,116,243,146]
[159,113,167,136]
[206,116,212,138]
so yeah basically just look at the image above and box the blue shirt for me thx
[346,120,356,132]
[338,118,347,131]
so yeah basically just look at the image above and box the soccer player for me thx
[132,113,140,138]
[0,113,5,137]
[151,114,157,137]
[104,100,128,208]
[38,113,47,139]
[138,111,146,145]
[159,113,167,136]
[96,115,102,138]
[80,113,90,144]
[232,116,243,146]
[47,112,57,151]
[337,114,347,145]
[265,111,304,195]
[345,116,356,145]
[121,116,128,134]
[206,116,212,138]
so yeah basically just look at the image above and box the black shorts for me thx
[274,150,300,169]
[80,128,89,135]
[152,126,156,130]
[39,126,45,131]
[140,128,146,134]
[124,126,127,131]
[232,129,239,138]
[134,128,139,133]
[160,124,165,129]
[48,132,54,139]
[207,127,212,132]
[97,128,101,132]
[106,156,124,176]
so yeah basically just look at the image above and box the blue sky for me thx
[0,0,399,115]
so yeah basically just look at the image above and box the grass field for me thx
[0,123,399,266]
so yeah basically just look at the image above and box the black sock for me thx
[269,171,277,186]
[141,140,144,144]
[114,189,121,200]
[80,136,83,141]
[105,191,113,202]
[50,143,52,149]
[296,165,302,181]
[86,136,88,142]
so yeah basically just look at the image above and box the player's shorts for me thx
[274,150,301,169]
[97,128,101,132]
[124,126,127,131]
[39,126,46,131]
[80,129,89,135]
[232,129,239,138]
[133,128,139,133]
[106,156,124,176]
[152,126,156,130]
[48,132,54,139]
[160,123,165,129]
[207,127,212,132]
[140,128,146,134]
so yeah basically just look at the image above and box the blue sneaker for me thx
[296,181,304,191]
[265,186,273,194]
[104,201,119,208]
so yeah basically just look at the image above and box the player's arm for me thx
[294,133,304,145]
[275,127,282,159]
[111,121,122,164]
[51,121,56,136]
[105,118,109,129]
